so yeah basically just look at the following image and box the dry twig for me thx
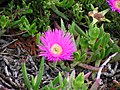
[1,39,18,49]
[96,52,118,79]
[3,31,27,37]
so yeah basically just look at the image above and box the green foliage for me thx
[0,15,10,36]
[0,0,51,35]
[0,15,10,30]
[33,58,44,90]
[73,22,118,66]
[51,5,69,20]
[73,72,87,90]
[72,2,83,22]
[31,0,51,31]
[22,62,32,90]
[0,0,119,36]
[3,0,33,16]
[88,25,99,45]
[22,57,44,90]
[41,71,88,90]
[0,0,35,36]
[19,16,37,36]
[56,0,74,9]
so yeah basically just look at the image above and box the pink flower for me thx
[39,29,76,62]
[107,0,120,13]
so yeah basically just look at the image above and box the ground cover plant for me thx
[0,0,120,90]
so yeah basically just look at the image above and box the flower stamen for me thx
[51,44,62,55]
[115,1,120,9]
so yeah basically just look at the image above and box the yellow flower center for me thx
[51,44,62,55]
[115,1,120,9]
